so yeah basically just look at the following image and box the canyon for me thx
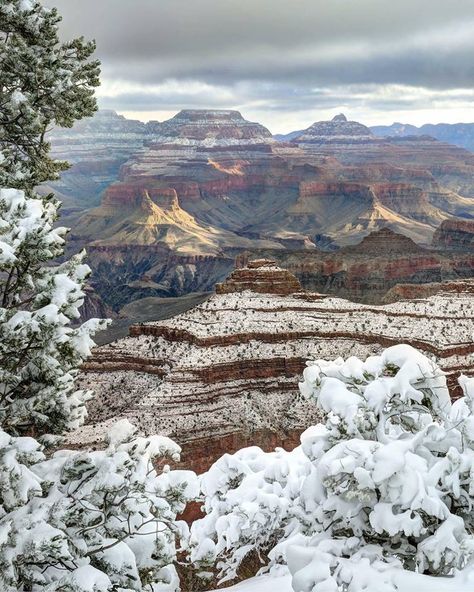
[48,110,474,313]
[235,227,474,304]
[71,261,474,473]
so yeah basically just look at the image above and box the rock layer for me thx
[71,263,474,473]
[236,228,474,304]
[432,219,474,251]
[49,110,474,311]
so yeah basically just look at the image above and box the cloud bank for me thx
[44,0,474,132]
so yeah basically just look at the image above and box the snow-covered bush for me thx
[0,419,199,591]
[289,344,474,590]
[190,445,309,582]
[0,187,106,437]
[192,345,474,591]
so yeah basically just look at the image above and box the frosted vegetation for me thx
[192,345,474,591]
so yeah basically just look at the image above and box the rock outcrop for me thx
[236,228,474,304]
[432,219,474,251]
[383,279,474,302]
[215,259,302,295]
[293,113,376,143]
[47,110,149,213]
[146,109,273,146]
[70,262,474,473]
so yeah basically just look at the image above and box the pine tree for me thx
[0,3,199,590]
[0,0,100,191]
[0,419,199,591]
[0,0,102,438]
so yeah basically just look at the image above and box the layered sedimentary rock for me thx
[293,113,376,143]
[432,219,474,251]
[51,110,474,311]
[236,228,474,303]
[146,109,273,145]
[47,110,149,213]
[215,259,302,295]
[71,262,474,473]
[383,279,474,302]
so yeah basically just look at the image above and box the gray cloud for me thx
[43,0,474,128]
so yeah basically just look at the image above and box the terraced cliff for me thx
[236,228,474,303]
[70,262,474,472]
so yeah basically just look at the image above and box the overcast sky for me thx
[44,0,474,133]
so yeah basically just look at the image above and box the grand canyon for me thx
[5,2,474,590]
[49,109,474,318]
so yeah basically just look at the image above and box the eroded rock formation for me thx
[236,228,474,303]
[49,110,474,311]
[70,262,474,473]
[432,219,474,251]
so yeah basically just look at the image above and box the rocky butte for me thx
[70,261,474,473]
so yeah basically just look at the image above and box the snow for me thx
[204,569,474,592]
[206,573,292,591]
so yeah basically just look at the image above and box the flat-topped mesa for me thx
[215,259,303,295]
[432,219,474,251]
[145,109,274,146]
[293,113,376,144]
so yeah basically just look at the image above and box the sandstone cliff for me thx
[432,219,474,251]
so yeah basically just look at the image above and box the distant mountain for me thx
[274,129,304,142]
[371,122,474,152]
[292,113,376,143]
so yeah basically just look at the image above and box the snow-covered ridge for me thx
[71,263,474,471]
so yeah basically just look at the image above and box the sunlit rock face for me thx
[69,262,474,473]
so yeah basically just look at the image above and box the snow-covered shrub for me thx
[0,187,106,437]
[190,445,309,582]
[193,345,474,591]
[289,344,474,590]
[0,419,199,591]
